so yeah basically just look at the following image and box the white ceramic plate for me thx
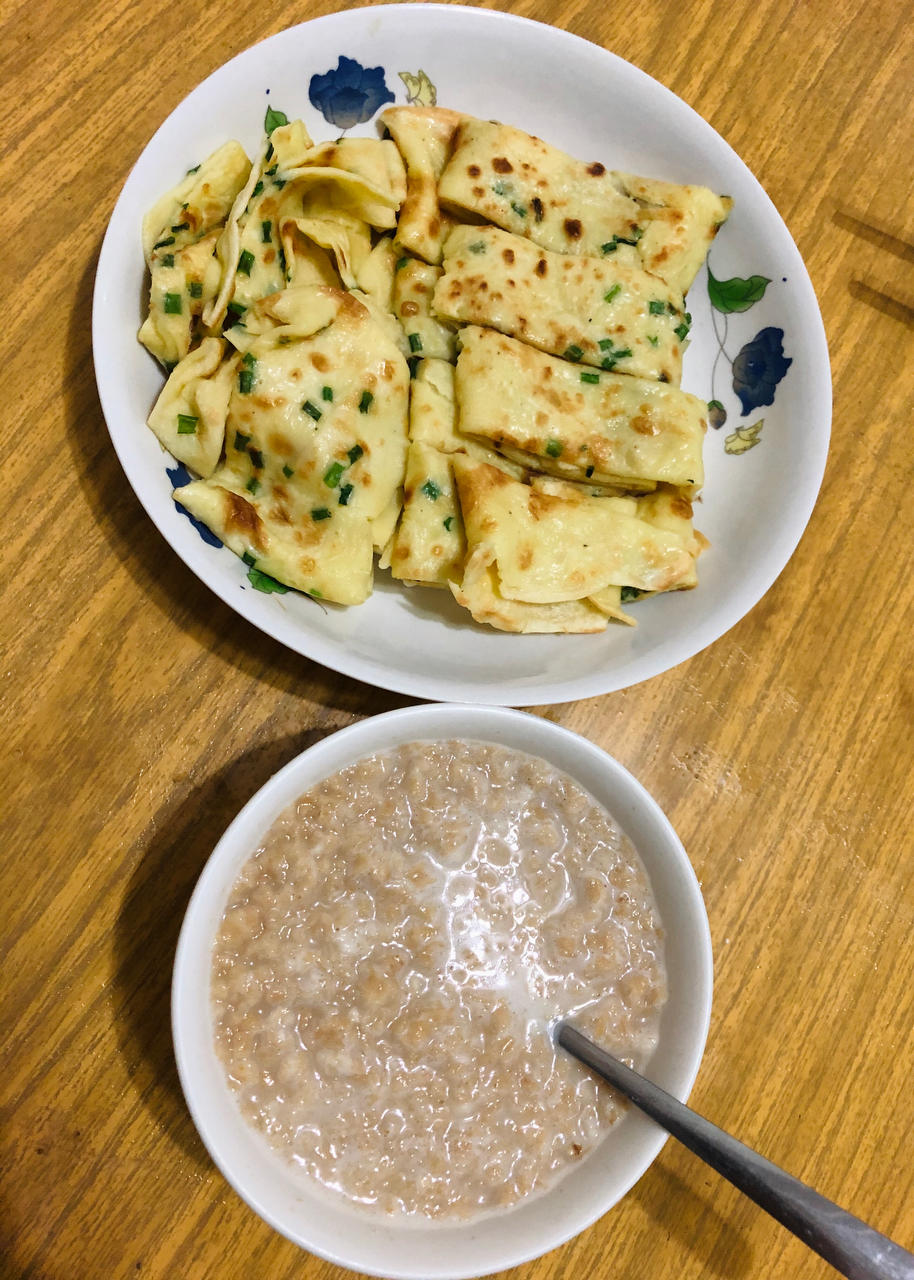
[172,704,713,1277]
[93,4,830,706]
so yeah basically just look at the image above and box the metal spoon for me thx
[557,1022,914,1280]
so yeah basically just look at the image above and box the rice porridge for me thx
[211,740,667,1219]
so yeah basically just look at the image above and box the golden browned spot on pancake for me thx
[631,414,658,436]
[518,546,534,570]
[268,432,293,455]
[658,371,671,383]
[428,217,440,237]
[507,279,516,287]
[270,503,293,526]
[380,360,396,381]
[502,248,515,264]
[468,164,481,177]
[493,157,513,173]
[299,556,316,574]
[260,198,278,217]
[310,352,330,372]
[431,545,443,558]
[400,300,420,317]
[201,183,212,195]
[412,282,429,295]
[535,411,548,427]
[653,245,671,265]
[535,258,547,277]
[288,368,302,381]
[531,196,544,221]
[587,162,606,176]
[472,186,485,198]
[671,496,693,519]
[253,393,286,410]
[528,490,560,521]
[223,491,265,548]
[263,247,276,265]
[479,280,489,291]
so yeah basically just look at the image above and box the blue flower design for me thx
[166,463,223,548]
[309,56,394,130]
[732,327,792,416]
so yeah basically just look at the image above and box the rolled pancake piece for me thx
[392,258,457,361]
[380,106,466,264]
[409,357,526,478]
[139,229,223,367]
[147,337,239,478]
[613,172,733,296]
[451,456,693,604]
[434,225,685,383]
[142,140,251,266]
[437,118,640,258]
[175,287,409,604]
[454,326,705,490]
[450,546,608,634]
[389,443,465,587]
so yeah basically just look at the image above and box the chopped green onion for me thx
[187,281,203,298]
[545,438,563,458]
[674,321,690,342]
[443,515,455,531]
[248,447,264,469]
[563,344,583,362]
[163,292,182,315]
[510,202,527,218]
[248,567,289,594]
[396,256,409,271]
[246,477,260,495]
[226,300,246,318]
[322,385,333,402]
[408,333,423,353]
[264,143,274,163]
[162,360,177,374]
[468,241,487,254]
[160,253,175,269]
[264,164,277,177]
[251,180,264,199]
[273,178,286,190]
[242,551,257,567]
[603,284,622,304]
[153,236,175,250]
[238,249,255,276]
[239,368,254,394]
[580,371,599,384]
[347,443,364,464]
[171,222,189,233]
[186,164,200,175]
[615,347,633,360]
[421,479,442,500]
[647,334,659,347]
[621,586,644,602]
[264,106,288,134]
[492,180,510,196]
[241,352,256,369]
[648,300,665,315]
[302,400,322,421]
[234,431,250,451]
[324,461,345,488]
[282,464,294,479]
[359,391,374,413]
[600,229,642,254]
[598,338,614,351]
[338,483,353,506]
[261,220,272,243]
[309,588,323,598]
[311,507,332,521]
[176,414,198,434]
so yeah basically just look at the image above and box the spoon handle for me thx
[558,1023,914,1280]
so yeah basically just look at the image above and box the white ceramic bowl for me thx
[172,705,713,1278]
[94,4,831,706]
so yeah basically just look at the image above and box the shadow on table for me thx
[633,1160,755,1277]
[112,728,340,1169]
[64,249,413,718]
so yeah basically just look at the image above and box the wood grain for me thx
[2,0,913,1277]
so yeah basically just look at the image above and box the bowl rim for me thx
[171,703,713,1278]
[93,2,831,708]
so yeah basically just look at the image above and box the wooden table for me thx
[4,0,913,1276]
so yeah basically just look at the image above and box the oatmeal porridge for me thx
[211,740,667,1219]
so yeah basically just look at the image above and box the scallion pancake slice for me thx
[452,456,693,603]
[455,326,705,488]
[380,106,466,264]
[147,337,238,478]
[409,357,526,478]
[393,258,457,361]
[389,443,465,586]
[450,546,608,634]
[613,172,733,296]
[435,226,685,382]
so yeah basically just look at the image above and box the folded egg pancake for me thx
[452,456,693,603]
[139,229,223,367]
[393,258,457,361]
[389,443,465,586]
[454,326,705,489]
[613,172,733,296]
[380,106,466,264]
[147,337,238,478]
[434,226,685,382]
[175,287,409,604]
[409,357,526,478]
[142,140,252,266]
[437,118,641,258]
[449,546,608,634]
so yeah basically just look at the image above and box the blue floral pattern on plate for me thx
[309,56,394,130]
